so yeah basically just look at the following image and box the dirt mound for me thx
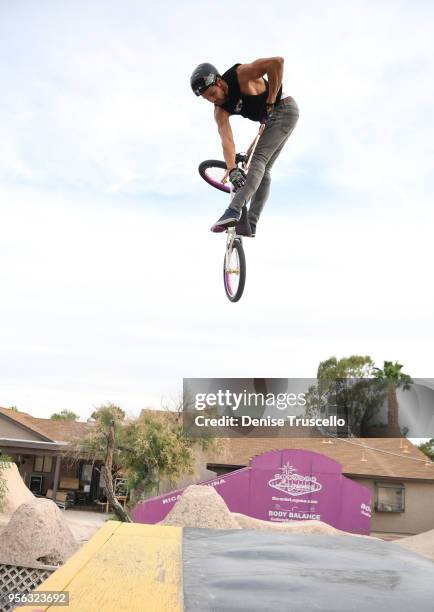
[394,528,434,561]
[0,498,78,566]
[0,461,34,516]
[233,513,378,538]
[160,485,240,530]
[233,513,341,534]
[160,485,377,539]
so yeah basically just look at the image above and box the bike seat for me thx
[235,153,248,164]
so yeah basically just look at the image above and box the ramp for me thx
[16,523,434,612]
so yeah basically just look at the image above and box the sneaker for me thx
[235,207,252,237]
[210,207,241,232]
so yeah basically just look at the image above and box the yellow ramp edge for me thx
[14,522,183,612]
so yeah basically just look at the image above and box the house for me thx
[3,405,434,535]
[204,435,434,536]
[0,407,104,505]
[140,408,434,536]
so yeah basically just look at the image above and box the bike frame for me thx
[224,123,265,264]
[221,123,265,185]
[199,123,265,301]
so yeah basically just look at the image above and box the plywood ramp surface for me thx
[14,521,183,612]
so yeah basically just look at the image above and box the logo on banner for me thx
[268,463,322,497]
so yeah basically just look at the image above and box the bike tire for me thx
[198,160,231,193]
[223,238,246,302]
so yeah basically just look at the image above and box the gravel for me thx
[160,485,241,530]
[0,498,78,566]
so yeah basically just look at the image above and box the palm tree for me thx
[373,361,412,431]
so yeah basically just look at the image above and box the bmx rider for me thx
[190,57,299,237]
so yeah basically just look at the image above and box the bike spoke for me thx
[206,167,228,188]
[225,247,240,297]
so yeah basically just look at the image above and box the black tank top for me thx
[219,63,282,122]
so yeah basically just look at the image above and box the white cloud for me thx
[1,1,433,197]
[0,185,432,418]
[0,1,433,417]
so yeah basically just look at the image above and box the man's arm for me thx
[237,57,284,104]
[214,105,236,171]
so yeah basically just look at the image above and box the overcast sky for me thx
[1,1,433,420]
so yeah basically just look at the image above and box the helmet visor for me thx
[193,73,217,96]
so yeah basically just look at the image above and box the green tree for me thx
[317,355,375,380]
[121,410,196,501]
[305,355,385,435]
[50,409,79,421]
[418,439,434,462]
[373,361,413,429]
[8,406,18,412]
[70,403,206,521]
[84,403,131,522]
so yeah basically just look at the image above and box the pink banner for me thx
[132,449,372,534]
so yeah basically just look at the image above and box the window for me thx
[33,455,53,473]
[114,477,128,497]
[81,463,93,483]
[29,475,43,494]
[375,482,405,512]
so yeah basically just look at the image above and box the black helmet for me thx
[190,63,220,96]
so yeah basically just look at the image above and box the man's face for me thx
[201,80,226,105]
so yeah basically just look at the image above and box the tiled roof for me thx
[0,406,54,441]
[0,406,90,443]
[205,437,434,481]
[31,417,90,442]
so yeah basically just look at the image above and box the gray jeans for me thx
[230,98,299,225]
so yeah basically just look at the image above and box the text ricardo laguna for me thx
[194,415,346,427]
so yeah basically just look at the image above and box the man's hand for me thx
[264,102,275,123]
[266,102,275,117]
[260,103,275,125]
[229,167,247,191]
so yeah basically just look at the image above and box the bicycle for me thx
[198,124,265,302]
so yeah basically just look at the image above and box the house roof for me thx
[30,417,89,442]
[0,406,175,446]
[137,409,434,481]
[205,436,434,481]
[0,406,55,441]
[0,406,90,444]
[2,406,432,481]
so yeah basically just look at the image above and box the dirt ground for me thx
[64,509,109,544]
[394,529,434,561]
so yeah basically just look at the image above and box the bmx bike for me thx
[198,124,264,302]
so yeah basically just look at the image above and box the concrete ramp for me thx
[183,529,434,611]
